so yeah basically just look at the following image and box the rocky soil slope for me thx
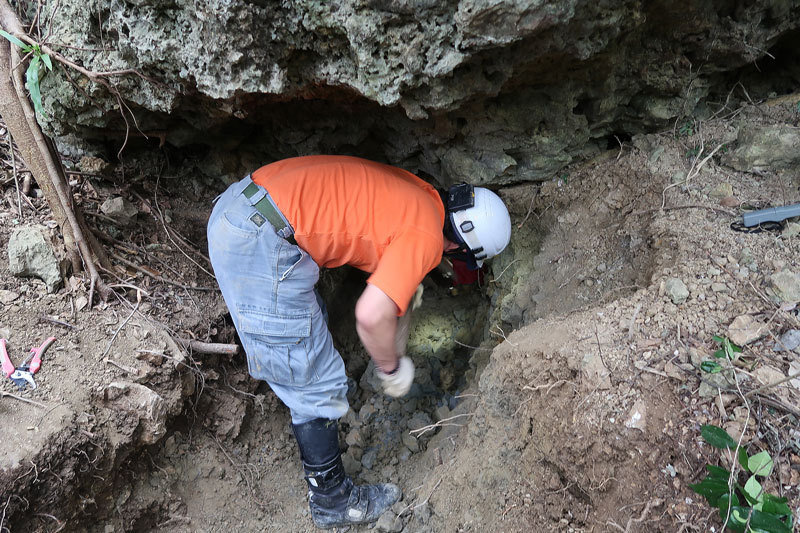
[1,94,799,532]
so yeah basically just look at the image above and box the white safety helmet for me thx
[445,184,511,270]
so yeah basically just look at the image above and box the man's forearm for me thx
[356,314,398,373]
[355,284,400,373]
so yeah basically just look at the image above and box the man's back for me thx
[254,155,445,313]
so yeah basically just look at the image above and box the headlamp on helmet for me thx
[443,183,511,271]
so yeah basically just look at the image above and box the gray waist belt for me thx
[241,182,297,246]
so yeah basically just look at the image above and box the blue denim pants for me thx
[207,176,349,424]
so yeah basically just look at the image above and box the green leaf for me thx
[749,509,793,533]
[713,335,725,344]
[716,495,744,531]
[0,29,27,49]
[25,58,45,117]
[748,451,774,477]
[41,53,52,71]
[727,506,751,532]
[689,477,730,504]
[713,349,726,359]
[744,475,764,504]
[716,490,740,509]
[706,464,731,480]
[701,360,722,373]
[738,446,749,470]
[730,342,742,353]
[761,494,792,517]
[701,425,737,449]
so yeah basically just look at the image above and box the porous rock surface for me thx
[40,1,800,185]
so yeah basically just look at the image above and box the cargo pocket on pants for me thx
[236,307,320,386]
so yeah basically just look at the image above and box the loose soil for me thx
[1,95,800,533]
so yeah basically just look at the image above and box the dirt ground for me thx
[1,95,800,533]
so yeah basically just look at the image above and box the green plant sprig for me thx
[0,29,53,117]
[700,335,743,374]
[690,425,793,532]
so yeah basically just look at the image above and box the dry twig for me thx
[661,143,725,209]
[0,390,47,409]
[100,289,142,359]
[409,413,474,437]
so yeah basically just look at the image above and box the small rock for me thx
[664,361,685,380]
[414,502,432,524]
[75,295,89,311]
[348,445,363,461]
[101,382,167,444]
[407,412,433,432]
[671,171,686,183]
[753,366,788,400]
[727,315,767,346]
[698,371,735,398]
[722,125,800,172]
[361,449,378,470]
[719,196,739,207]
[359,403,376,421]
[581,352,612,389]
[8,225,63,292]
[101,196,139,226]
[774,329,800,352]
[784,222,800,238]
[698,382,721,398]
[78,155,110,175]
[709,183,733,200]
[359,359,384,393]
[789,361,800,391]
[135,351,164,366]
[665,278,689,304]
[769,271,800,303]
[434,404,451,422]
[342,452,362,475]
[401,431,420,453]
[375,511,403,532]
[0,290,20,304]
[711,282,729,293]
[624,400,647,431]
[342,408,360,428]
[345,428,363,447]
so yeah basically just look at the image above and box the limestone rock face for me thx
[39,1,800,185]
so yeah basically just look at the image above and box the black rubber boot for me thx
[292,418,401,529]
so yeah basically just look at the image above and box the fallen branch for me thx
[0,390,47,409]
[102,358,138,374]
[176,338,239,356]
[37,315,76,329]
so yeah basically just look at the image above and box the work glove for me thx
[376,356,415,398]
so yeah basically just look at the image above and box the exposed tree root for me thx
[0,0,113,305]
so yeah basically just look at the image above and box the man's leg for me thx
[291,418,400,529]
[207,177,400,529]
